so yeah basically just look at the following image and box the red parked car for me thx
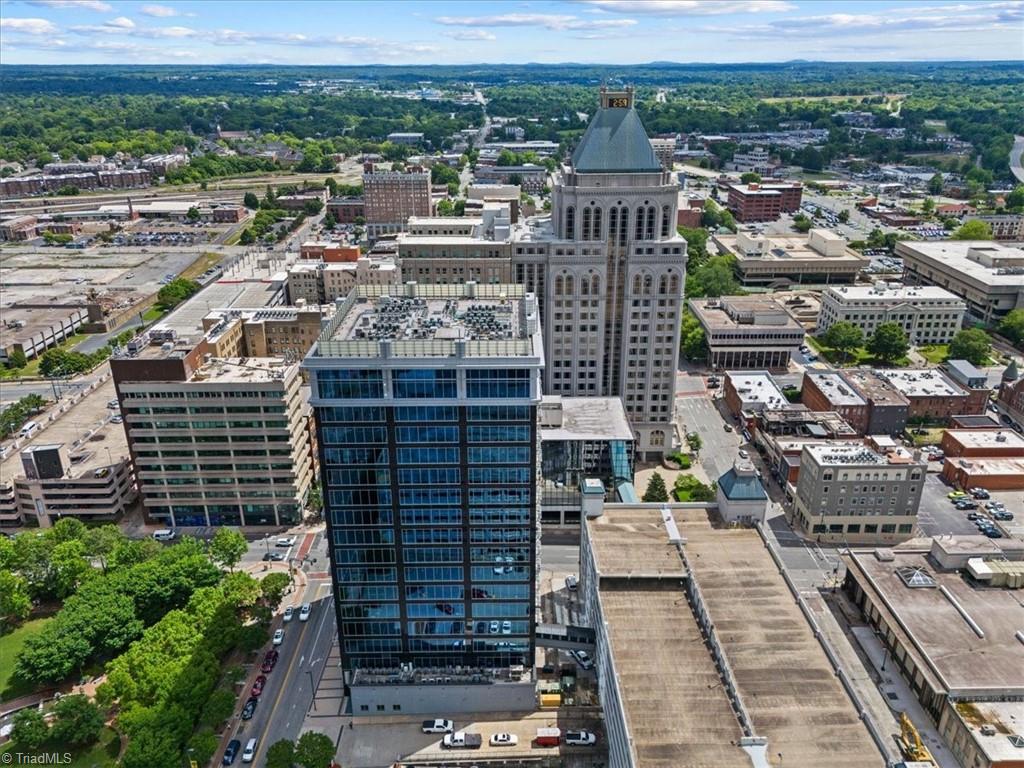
[261,650,279,674]
[251,674,267,697]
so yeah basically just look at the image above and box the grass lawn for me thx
[907,427,945,447]
[0,332,91,380]
[180,251,224,281]
[918,344,949,365]
[807,335,909,368]
[141,306,165,323]
[0,617,52,700]
[0,726,120,768]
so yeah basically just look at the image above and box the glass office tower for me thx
[305,283,543,674]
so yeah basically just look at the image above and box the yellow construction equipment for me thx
[897,712,936,765]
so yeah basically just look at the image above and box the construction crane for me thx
[897,712,936,765]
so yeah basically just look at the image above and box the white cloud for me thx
[25,0,112,11]
[105,16,136,29]
[580,0,796,14]
[434,13,637,31]
[140,4,180,17]
[71,21,198,37]
[442,29,498,41]
[0,17,59,34]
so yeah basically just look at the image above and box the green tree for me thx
[686,255,741,298]
[322,212,337,230]
[307,482,323,514]
[7,348,28,369]
[928,172,944,195]
[303,199,324,215]
[295,731,335,768]
[822,321,864,363]
[867,322,909,363]
[200,688,236,728]
[740,171,761,184]
[677,226,709,265]
[1005,185,1024,212]
[0,570,32,630]
[952,219,993,240]
[949,328,992,366]
[50,539,92,599]
[186,206,201,221]
[51,517,87,544]
[209,528,247,571]
[997,309,1024,346]
[679,311,707,361]
[243,192,260,210]
[188,728,220,767]
[12,707,49,749]
[239,228,256,245]
[642,472,669,503]
[686,433,703,454]
[156,278,200,311]
[266,739,296,768]
[260,572,291,608]
[837,209,850,224]
[51,694,104,747]
[792,213,813,233]
[921,197,936,216]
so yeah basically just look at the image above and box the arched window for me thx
[591,275,600,295]
[645,206,656,240]
[633,274,643,294]
[635,208,645,241]
[592,207,603,241]
[555,275,564,295]
[659,275,668,294]
[650,430,666,447]
[565,275,575,295]
[581,275,590,295]
[565,206,575,239]
[643,275,654,295]
[582,207,592,241]
[661,205,671,238]
[608,207,619,244]
[618,208,629,246]
[668,273,679,295]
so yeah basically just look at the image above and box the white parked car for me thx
[565,730,598,746]
[275,536,296,548]
[272,628,285,646]
[282,606,294,622]
[738,449,749,459]
[489,732,518,747]
[299,603,312,622]
[241,738,258,763]
[421,719,454,734]
[570,649,594,670]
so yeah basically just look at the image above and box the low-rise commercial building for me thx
[689,296,804,370]
[840,369,911,435]
[275,189,329,211]
[726,146,775,175]
[582,502,883,768]
[940,428,1024,458]
[0,304,90,364]
[0,215,38,241]
[286,258,400,305]
[396,209,514,287]
[792,440,925,544]
[875,369,983,421]
[713,229,869,287]
[801,371,869,432]
[725,181,802,222]
[818,283,966,345]
[842,537,1024,768]
[898,241,1024,324]
[539,396,634,526]
[998,361,1024,424]
[474,163,548,193]
[325,196,364,224]
[386,132,424,145]
[723,370,790,420]
[942,456,1024,491]
[2,442,136,527]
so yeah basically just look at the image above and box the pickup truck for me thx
[442,732,483,749]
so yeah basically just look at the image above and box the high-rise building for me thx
[304,283,543,691]
[512,86,688,458]
[362,169,432,238]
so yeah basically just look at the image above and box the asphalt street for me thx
[674,388,743,481]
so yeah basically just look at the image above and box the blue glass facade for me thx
[311,364,538,672]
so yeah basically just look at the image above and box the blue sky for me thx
[1,0,1021,65]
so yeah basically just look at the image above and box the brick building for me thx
[326,196,365,224]
[939,429,1024,459]
[725,181,802,222]
[362,169,433,238]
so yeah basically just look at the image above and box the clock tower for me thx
[600,85,633,109]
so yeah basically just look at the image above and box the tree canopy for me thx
[949,328,992,366]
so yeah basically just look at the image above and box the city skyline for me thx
[1,0,1022,65]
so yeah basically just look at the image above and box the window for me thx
[564,206,575,238]
[395,406,457,422]
[317,369,383,399]
[392,369,456,399]
[468,425,530,442]
[469,446,530,464]
[396,426,458,443]
[582,207,592,241]
[397,447,459,464]
[466,369,530,399]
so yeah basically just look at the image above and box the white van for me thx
[241,738,257,763]
[19,421,39,438]
[152,529,176,541]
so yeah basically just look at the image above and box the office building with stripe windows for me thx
[303,282,543,713]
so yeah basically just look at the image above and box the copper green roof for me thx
[571,106,661,173]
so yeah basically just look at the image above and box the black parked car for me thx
[241,697,258,721]
[223,740,241,766]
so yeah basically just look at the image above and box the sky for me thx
[1,0,1022,65]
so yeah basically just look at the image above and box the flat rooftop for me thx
[953,701,1024,763]
[716,232,867,264]
[897,241,1024,289]
[587,506,882,768]
[874,369,965,398]
[189,357,296,384]
[948,456,1024,476]
[844,547,1024,695]
[805,442,916,466]
[825,284,964,303]
[334,295,520,343]
[807,371,867,407]
[539,396,633,442]
[727,372,789,409]
[945,429,1024,451]
[689,296,803,330]
[841,370,909,407]
[148,279,282,341]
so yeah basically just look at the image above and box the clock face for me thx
[609,97,629,108]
